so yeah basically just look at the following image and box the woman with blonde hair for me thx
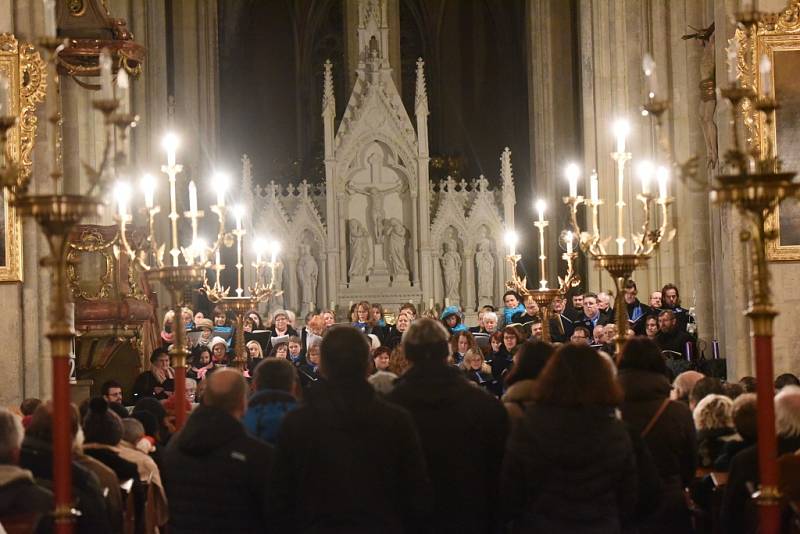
[693,393,736,469]
[460,349,500,397]
[160,310,175,348]
[246,340,265,375]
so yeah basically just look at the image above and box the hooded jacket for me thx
[268,380,432,533]
[388,361,510,534]
[0,464,54,533]
[242,389,298,445]
[440,306,468,334]
[162,404,274,534]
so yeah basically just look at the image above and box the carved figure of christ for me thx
[346,154,406,243]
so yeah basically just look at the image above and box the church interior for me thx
[2,0,800,532]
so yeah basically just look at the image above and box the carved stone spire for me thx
[500,147,514,190]
[415,57,428,116]
[322,59,335,115]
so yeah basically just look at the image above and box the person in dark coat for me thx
[617,337,696,534]
[0,408,53,534]
[162,368,274,534]
[502,343,637,532]
[243,358,299,445]
[715,393,757,471]
[20,402,111,533]
[268,325,432,533]
[388,318,509,534]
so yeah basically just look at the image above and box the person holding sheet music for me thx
[461,349,501,397]
[209,337,229,366]
[270,310,298,349]
[622,280,653,336]
[655,310,695,360]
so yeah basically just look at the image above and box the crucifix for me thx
[346,152,406,243]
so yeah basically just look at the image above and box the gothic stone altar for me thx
[240,0,516,317]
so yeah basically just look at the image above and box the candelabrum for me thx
[116,134,226,429]
[199,221,282,371]
[708,15,798,530]
[1,38,135,533]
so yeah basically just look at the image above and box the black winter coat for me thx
[268,380,432,533]
[502,403,638,533]
[618,369,696,534]
[388,361,509,534]
[0,465,54,534]
[162,405,274,534]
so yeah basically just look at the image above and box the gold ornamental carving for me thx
[67,228,115,300]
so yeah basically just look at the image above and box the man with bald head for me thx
[163,368,273,533]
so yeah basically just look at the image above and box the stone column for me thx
[464,247,475,311]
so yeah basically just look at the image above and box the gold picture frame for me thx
[741,1,800,261]
[0,33,46,281]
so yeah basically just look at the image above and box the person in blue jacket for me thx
[502,291,526,326]
[242,358,299,445]
[440,305,468,335]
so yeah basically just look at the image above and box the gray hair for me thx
[122,418,145,444]
[483,312,498,323]
[0,408,24,464]
[402,318,451,363]
[368,371,399,395]
[776,385,800,437]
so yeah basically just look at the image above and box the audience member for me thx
[689,376,725,411]
[569,325,590,344]
[501,291,525,326]
[655,310,694,359]
[163,368,273,533]
[714,393,757,471]
[268,326,432,532]
[118,418,168,531]
[388,318,509,534]
[132,348,174,402]
[672,370,704,403]
[101,380,124,405]
[243,358,299,445]
[739,376,757,393]
[501,341,554,426]
[460,348,501,397]
[368,370,399,396]
[502,343,637,532]
[693,394,736,469]
[775,372,800,391]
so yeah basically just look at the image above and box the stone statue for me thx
[346,153,407,243]
[297,244,318,313]
[383,218,409,276]
[348,219,371,277]
[267,261,285,313]
[476,241,495,307]
[440,240,462,303]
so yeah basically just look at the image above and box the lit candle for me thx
[115,182,130,218]
[505,230,518,256]
[188,180,198,214]
[535,199,546,223]
[727,40,739,85]
[565,163,580,197]
[116,68,129,103]
[215,248,221,267]
[642,53,658,99]
[234,205,244,231]
[141,174,155,209]
[0,72,9,115]
[759,54,772,97]
[566,230,574,254]
[99,48,113,100]
[590,171,599,202]
[162,132,179,168]
[613,119,629,153]
[428,298,434,310]
[214,172,228,207]
[657,166,669,200]
[637,161,654,196]
[270,240,280,265]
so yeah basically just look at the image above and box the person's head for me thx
[83,397,123,445]
[194,346,212,367]
[307,344,321,365]
[196,318,214,336]
[253,358,297,394]
[287,337,302,356]
[582,292,599,319]
[775,373,800,391]
[597,292,611,311]
[244,317,255,332]
[723,382,744,400]
[204,368,248,419]
[570,326,590,344]
[657,310,677,333]
[571,293,584,310]
[503,291,520,309]
[732,393,758,441]
[396,312,411,332]
[552,296,565,313]
[490,331,504,353]
[150,347,171,370]
[273,310,289,332]
[739,376,757,393]
[444,313,458,328]
[372,346,391,372]
[101,380,123,404]
[210,337,228,362]
[523,295,539,316]
[403,318,451,364]
[213,307,228,326]
[533,344,623,407]
[27,402,80,445]
[530,321,543,339]
[368,371,399,395]
[661,283,680,308]
[775,385,800,438]
[181,307,194,326]
[672,370,705,401]
[618,337,670,377]
[623,280,638,305]
[483,312,498,333]
[689,376,725,410]
[593,325,606,344]
[451,331,475,355]
[194,311,205,323]
[162,310,175,332]
[247,340,264,360]
[306,315,324,336]
[603,323,618,343]
[503,326,524,351]
[463,349,486,371]
[320,325,370,384]
[19,398,42,417]
[0,408,23,465]
[506,341,555,386]
[247,311,263,329]
[267,342,287,359]
[370,304,384,323]
[121,418,145,446]
[321,310,336,328]
[645,316,659,338]
[649,291,662,308]
[399,303,417,320]
[693,394,734,430]
[356,301,370,323]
